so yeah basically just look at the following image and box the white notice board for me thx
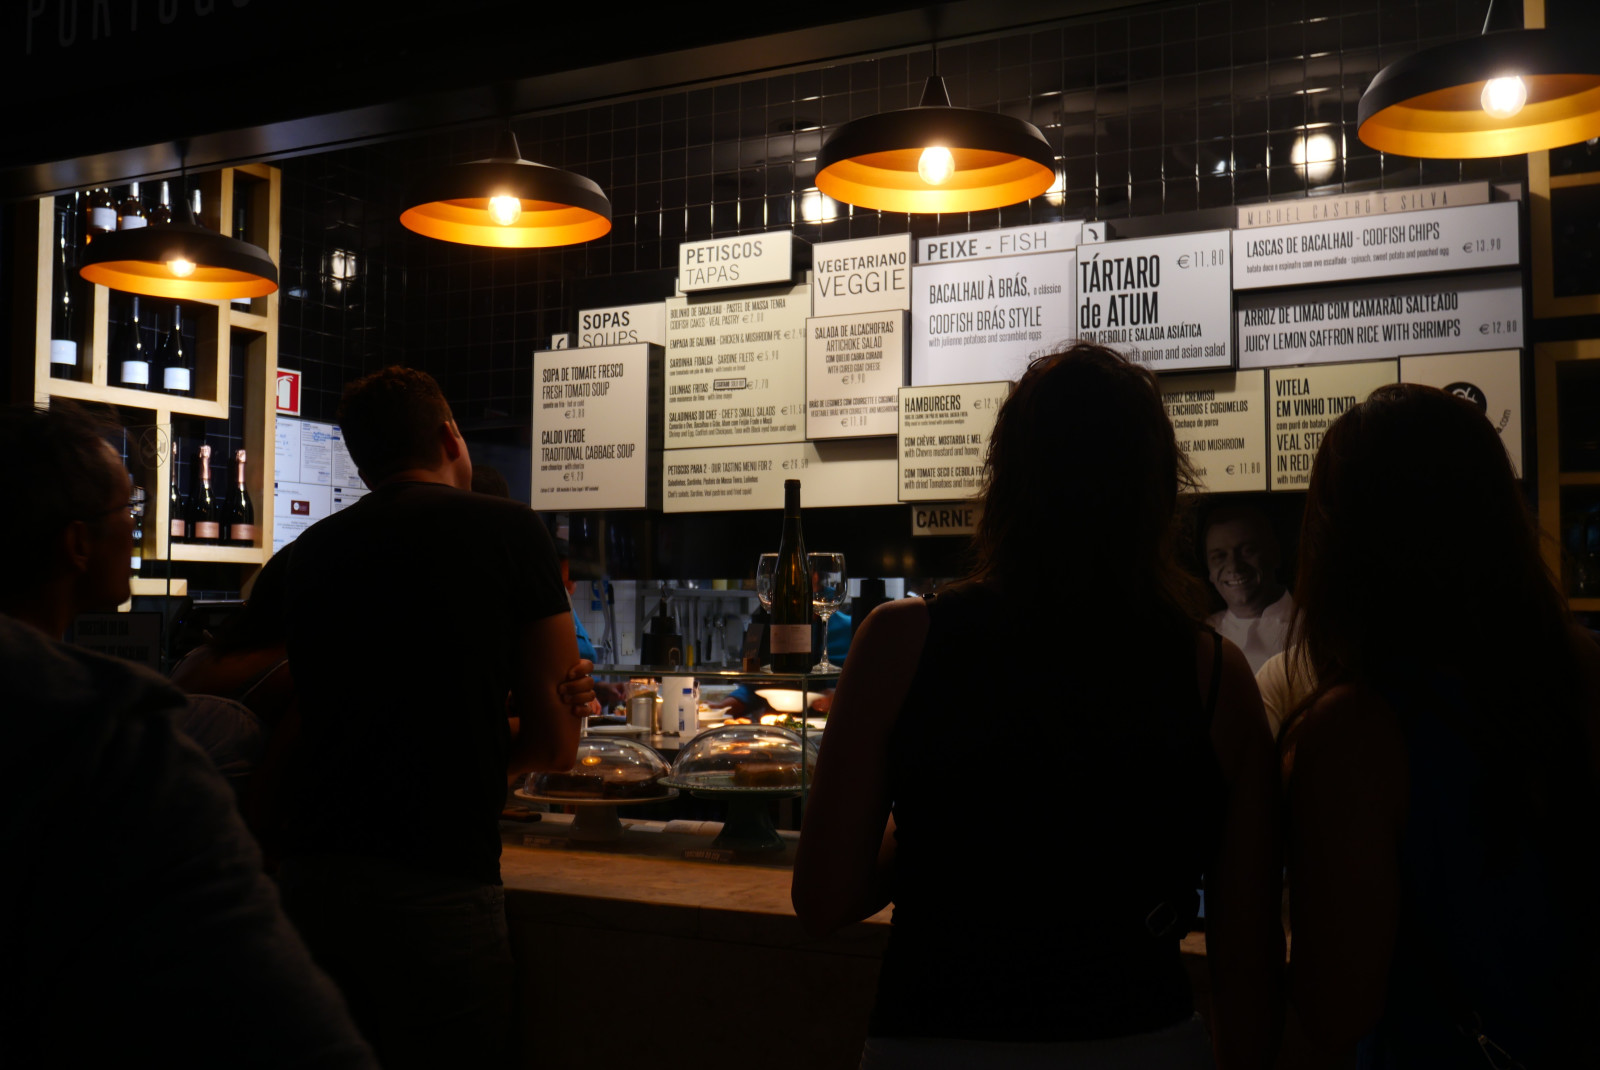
[577,303,667,348]
[911,249,1077,386]
[897,381,1009,502]
[811,234,912,316]
[662,439,897,513]
[1078,230,1233,371]
[805,311,907,440]
[918,221,1083,264]
[532,343,655,509]
[664,283,810,448]
[1233,201,1519,290]
[272,417,367,553]
[1160,371,1268,493]
[1268,361,1399,491]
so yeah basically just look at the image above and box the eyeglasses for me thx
[82,498,142,523]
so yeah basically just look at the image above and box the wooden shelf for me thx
[167,543,267,565]
[229,308,271,333]
[1570,598,1600,613]
[44,374,229,420]
[1558,471,1600,486]
[129,576,188,597]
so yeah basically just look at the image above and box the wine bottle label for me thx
[163,367,191,391]
[193,521,221,539]
[229,524,258,542]
[50,340,78,365]
[120,216,147,230]
[90,207,118,230]
[170,518,186,538]
[120,361,150,385]
[770,624,812,654]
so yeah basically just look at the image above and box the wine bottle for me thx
[114,296,150,390]
[117,183,147,230]
[190,444,220,542]
[156,305,190,395]
[149,181,173,226]
[227,449,256,547]
[50,206,79,380]
[168,439,188,543]
[769,479,813,673]
[130,480,146,573]
[87,187,117,239]
[231,201,251,308]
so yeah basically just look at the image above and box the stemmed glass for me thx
[808,553,847,674]
[755,553,778,611]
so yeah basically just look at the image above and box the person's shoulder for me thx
[1264,589,1296,620]
[1284,683,1407,787]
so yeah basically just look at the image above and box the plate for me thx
[585,724,649,737]
[511,788,678,807]
[659,772,808,796]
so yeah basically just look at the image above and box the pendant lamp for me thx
[400,129,611,247]
[816,70,1056,214]
[1358,4,1600,159]
[79,160,278,301]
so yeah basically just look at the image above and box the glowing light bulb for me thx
[486,195,523,226]
[917,146,955,185]
[1481,76,1527,120]
[167,258,196,278]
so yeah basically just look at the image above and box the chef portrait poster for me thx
[1398,348,1523,475]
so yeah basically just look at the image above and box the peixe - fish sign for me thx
[1076,230,1233,371]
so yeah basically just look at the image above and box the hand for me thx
[595,681,627,709]
[808,690,835,715]
[559,659,596,718]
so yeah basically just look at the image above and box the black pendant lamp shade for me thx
[79,212,278,301]
[400,130,612,248]
[1358,29,1600,158]
[816,76,1056,213]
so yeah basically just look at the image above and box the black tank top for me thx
[870,583,1227,1042]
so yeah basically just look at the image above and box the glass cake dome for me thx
[529,736,670,800]
[667,723,819,792]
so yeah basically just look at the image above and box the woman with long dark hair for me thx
[1281,383,1600,1066]
[793,344,1284,1068]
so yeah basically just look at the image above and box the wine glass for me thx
[808,553,847,674]
[755,553,779,610]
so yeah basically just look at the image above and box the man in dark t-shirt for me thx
[277,367,592,1069]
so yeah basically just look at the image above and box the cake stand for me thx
[658,773,806,852]
[510,788,678,842]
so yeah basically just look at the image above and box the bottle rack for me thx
[30,165,281,573]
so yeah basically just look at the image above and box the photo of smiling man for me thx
[1201,504,1294,673]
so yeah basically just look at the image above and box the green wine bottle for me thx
[769,479,813,673]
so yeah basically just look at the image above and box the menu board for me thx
[896,381,1008,502]
[1078,230,1232,371]
[918,221,1083,264]
[578,302,666,347]
[532,343,656,509]
[1399,349,1524,475]
[661,439,897,513]
[1269,361,1398,490]
[1160,371,1268,493]
[678,232,796,292]
[663,283,810,448]
[910,250,1076,386]
[1238,272,1523,368]
[805,311,906,439]
[272,417,366,553]
[1233,201,1520,290]
[1236,182,1490,229]
[812,234,912,316]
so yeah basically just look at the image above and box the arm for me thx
[1201,635,1287,1070]
[506,613,587,777]
[791,598,928,938]
[1282,685,1407,1056]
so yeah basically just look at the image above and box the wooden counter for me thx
[500,814,1210,1069]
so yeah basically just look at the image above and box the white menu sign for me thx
[532,343,653,509]
[897,381,1009,502]
[662,439,897,513]
[1269,361,1398,490]
[1078,230,1232,370]
[918,221,1083,264]
[678,232,796,292]
[1233,201,1520,290]
[806,311,906,439]
[1399,349,1524,475]
[1161,371,1268,493]
[578,302,666,347]
[664,283,810,448]
[271,417,366,553]
[911,250,1076,386]
[812,234,912,316]
[1238,271,1523,368]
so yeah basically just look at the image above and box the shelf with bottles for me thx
[1536,339,1600,611]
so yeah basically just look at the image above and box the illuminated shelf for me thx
[168,543,267,564]
[42,375,229,420]
[129,576,188,597]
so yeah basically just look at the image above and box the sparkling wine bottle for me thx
[169,439,188,544]
[190,444,220,543]
[227,449,257,547]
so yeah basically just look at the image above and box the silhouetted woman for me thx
[793,345,1284,1069]
[1281,383,1600,1067]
